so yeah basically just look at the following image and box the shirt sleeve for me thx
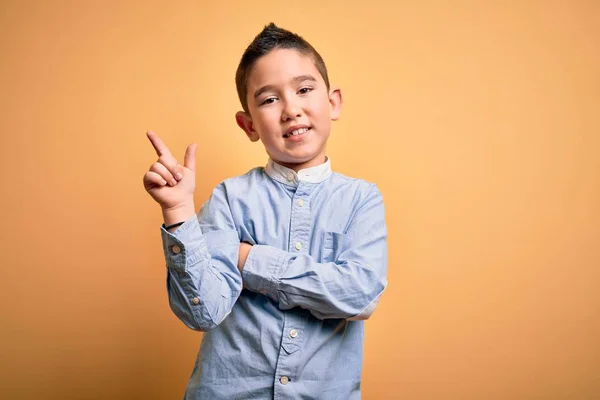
[241,185,388,320]
[161,183,242,331]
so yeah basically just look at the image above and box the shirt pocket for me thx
[320,231,347,263]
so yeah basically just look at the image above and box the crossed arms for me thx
[162,183,388,331]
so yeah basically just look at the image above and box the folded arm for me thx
[240,185,388,320]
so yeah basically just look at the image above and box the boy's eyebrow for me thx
[253,75,318,99]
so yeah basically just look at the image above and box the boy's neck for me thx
[265,157,331,186]
[274,155,328,172]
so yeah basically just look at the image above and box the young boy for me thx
[143,23,388,399]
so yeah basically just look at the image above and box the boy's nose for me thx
[281,101,302,121]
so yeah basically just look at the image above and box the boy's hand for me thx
[143,131,197,212]
[238,242,253,272]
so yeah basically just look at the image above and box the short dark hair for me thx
[235,23,330,113]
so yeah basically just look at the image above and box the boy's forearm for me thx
[242,244,386,320]
[160,182,244,331]
[162,203,196,231]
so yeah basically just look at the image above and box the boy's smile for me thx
[283,124,310,139]
[236,49,342,172]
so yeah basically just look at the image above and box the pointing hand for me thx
[143,130,197,211]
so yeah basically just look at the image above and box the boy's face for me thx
[236,49,342,171]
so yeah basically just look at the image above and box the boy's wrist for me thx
[162,203,196,227]
[238,242,253,272]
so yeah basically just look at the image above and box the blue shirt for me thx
[161,158,388,399]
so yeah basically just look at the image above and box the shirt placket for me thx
[273,181,313,399]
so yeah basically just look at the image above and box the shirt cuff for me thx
[242,244,290,299]
[160,216,208,271]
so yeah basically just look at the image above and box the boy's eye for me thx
[298,87,313,95]
[260,97,278,106]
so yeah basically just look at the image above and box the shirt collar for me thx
[265,157,332,186]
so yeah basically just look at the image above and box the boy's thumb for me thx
[184,143,197,171]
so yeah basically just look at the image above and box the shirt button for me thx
[295,242,302,251]
[259,289,267,295]
[192,297,199,305]
[280,376,289,385]
[289,329,298,338]
[287,173,294,181]
[297,199,304,207]
[171,245,181,254]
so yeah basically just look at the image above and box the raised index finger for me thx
[146,130,172,157]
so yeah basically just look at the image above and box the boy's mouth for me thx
[283,126,311,139]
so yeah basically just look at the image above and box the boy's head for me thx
[235,23,342,171]
[235,23,330,114]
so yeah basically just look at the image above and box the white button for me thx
[192,297,199,305]
[287,173,294,181]
[171,245,181,254]
[289,329,298,338]
[295,242,302,251]
[280,376,289,385]
[297,199,304,207]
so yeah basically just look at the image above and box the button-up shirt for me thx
[161,158,388,399]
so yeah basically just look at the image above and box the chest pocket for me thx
[320,231,348,263]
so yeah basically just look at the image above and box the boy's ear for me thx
[328,87,342,121]
[235,111,260,142]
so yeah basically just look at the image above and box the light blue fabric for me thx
[161,160,388,399]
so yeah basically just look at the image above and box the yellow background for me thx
[1,1,598,399]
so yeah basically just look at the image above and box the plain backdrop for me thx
[1,1,598,399]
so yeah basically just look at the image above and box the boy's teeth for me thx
[289,128,309,136]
